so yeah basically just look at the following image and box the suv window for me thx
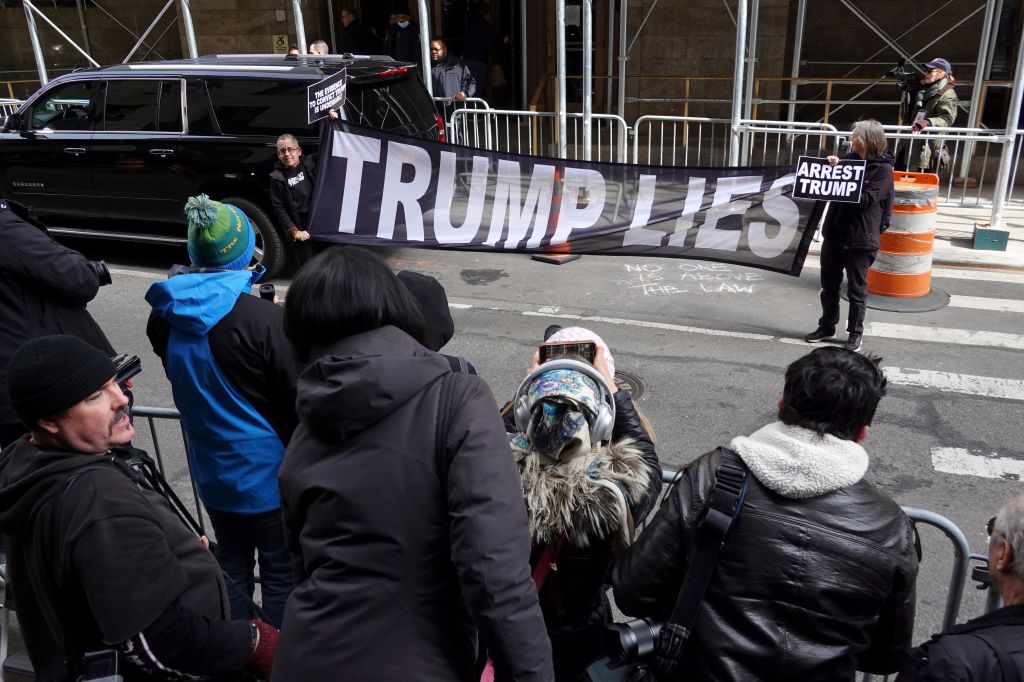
[205,78,311,136]
[28,80,97,131]
[344,76,436,132]
[103,80,182,132]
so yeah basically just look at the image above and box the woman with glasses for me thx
[269,133,317,267]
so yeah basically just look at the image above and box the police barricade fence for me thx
[432,96,492,143]
[660,466,996,682]
[449,108,630,164]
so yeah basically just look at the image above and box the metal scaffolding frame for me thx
[23,0,199,85]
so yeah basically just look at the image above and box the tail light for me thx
[435,114,446,143]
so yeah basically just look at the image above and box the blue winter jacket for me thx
[146,269,287,514]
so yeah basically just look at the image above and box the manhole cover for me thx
[614,370,645,400]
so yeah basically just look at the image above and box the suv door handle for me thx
[63,147,86,155]
[149,148,174,157]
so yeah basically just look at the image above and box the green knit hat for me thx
[184,194,256,270]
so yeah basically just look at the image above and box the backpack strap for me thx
[445,354,470,374]
[435,371,461,490]
[969,631,1022,682]
[666,446,750,633]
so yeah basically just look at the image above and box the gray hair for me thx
[277,133,298,146]
[851,119,887,159]
[994,493,1024,582]
[310,40,329,55]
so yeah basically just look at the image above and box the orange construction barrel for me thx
[867,171,939,298]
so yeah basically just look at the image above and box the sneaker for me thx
[804,328,836,343]
[844,333,863,352]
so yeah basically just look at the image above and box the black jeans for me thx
[206,508,293,628]
[818,238,877,336]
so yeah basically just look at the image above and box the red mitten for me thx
[912,118,932,132]
[247,620,279,680]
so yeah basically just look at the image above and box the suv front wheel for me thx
[221,196,287,279]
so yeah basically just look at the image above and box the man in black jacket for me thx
[613,347,920,681]
[0,198,115,447]
[804,119,894,353]
[0,335,277,681]
[269,133,317,267]
[897,494,1024,680]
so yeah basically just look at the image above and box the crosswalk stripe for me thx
[931,447,1024,480]
[948,295,1024,313]
[865,322,1024,350]
[885,367,1024,401]
[801,259,1024,284]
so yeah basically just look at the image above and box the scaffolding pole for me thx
[23,1,47,85]
[123,0,176,63]
[180,0,198,58]
[605,0,614,114]
[741,0,759,160]
[75,0,91,56]
[786,0,807,122]
[24,0,100,69]
[293,0,308,53]
[959,0,999,179]
[989,21,1024,229]
[729,0,749,165]
[520,0,528,108]
[617,0,627,119]
[556,0,567,159]
[327,0,336,53]
[583,0,592,161]
[418,0,432,95]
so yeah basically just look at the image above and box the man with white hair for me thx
[897,494,1024,679]
[309,39,329,55]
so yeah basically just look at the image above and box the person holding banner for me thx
[805,119,894,353]
[270,133,317,267]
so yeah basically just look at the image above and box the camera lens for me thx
[605,619,662,664]
[91,260,112,286]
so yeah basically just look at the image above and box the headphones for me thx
[513,357,616,445]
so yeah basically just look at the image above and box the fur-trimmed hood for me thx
[729,421,868,499]
[512,435,650,549]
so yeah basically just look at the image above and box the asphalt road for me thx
[66,236,1024,647]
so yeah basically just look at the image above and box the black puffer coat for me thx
[896,604,1024,681]
[613,424,920,681]
[274,325,553,682]
[821,152,895,251]
[0,199,114,428]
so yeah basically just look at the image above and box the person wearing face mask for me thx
[899,58,959,172]
[269,133,317,267]
[500,326,661,680]
[384,2,420,65]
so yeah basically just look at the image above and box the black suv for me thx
[0,55,441,276]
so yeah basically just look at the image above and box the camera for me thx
[89,260,112,286]
[113,354,141,389]
[885,57,921,95]
[539,341,597,364]
[604,618,663,665]
[259,283,276,302]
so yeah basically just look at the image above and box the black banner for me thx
[309,121,824,275]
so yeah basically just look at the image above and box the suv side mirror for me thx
[4,112,23,132]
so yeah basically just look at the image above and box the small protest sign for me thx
[793,155,867,203]
[307,69,348,124]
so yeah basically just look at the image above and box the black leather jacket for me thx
[613,446,920,681]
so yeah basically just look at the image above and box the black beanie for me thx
[398,270,455,352]
[7,335,116,427]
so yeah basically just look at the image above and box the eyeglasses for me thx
[277,147,300,156]
[430,47,444,52]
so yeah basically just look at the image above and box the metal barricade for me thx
[633,115,732,167]
[130,405,207,534]
[433,96,491,142]
[737,119,842,166]
[449,108,629,164]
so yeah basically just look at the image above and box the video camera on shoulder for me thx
[885,57,921,95]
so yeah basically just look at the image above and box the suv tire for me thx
[221,196,287,278]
